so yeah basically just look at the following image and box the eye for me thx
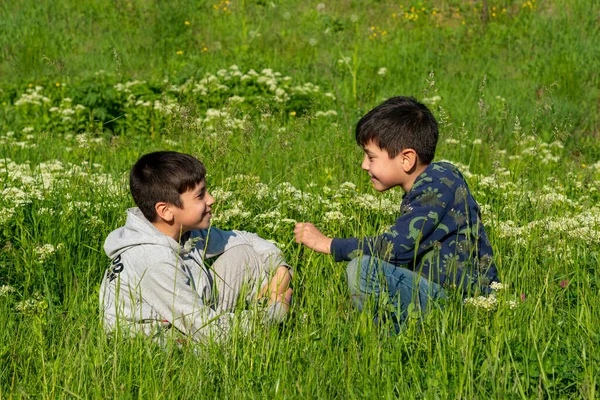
[197,190,206,199]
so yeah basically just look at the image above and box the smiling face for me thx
[171,179,215,232]
[361,141,406,192]
[360,141,425,193]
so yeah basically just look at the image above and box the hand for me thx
[294,222,332,254]
[276,288,293,311]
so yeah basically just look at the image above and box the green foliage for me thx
[1,0,600,398]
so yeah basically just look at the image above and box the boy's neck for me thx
[152,220,185,242]
[401,163,429,193]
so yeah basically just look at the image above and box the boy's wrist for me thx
[322,237,333,254]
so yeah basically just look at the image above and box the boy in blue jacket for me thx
[294,96,498,331]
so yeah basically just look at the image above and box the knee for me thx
[346,256,373,294]
[217,244,260,270]
[223,244,257,260]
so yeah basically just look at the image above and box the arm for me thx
[293,222,333,254]
[298,184,454,266]
[332,188,452,264]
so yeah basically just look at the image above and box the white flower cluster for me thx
[152,65,335,113]
[48,98,87,123]
[422,95,441,105]
[463,294,498,311]
[0,158,126,227]
[153,98,179,115]
[323,211,347,223]
[196,107,247,134]
[211,188,234,202]
[351,193,399,215]
[517,136,564,164]
[113,80,147,93]
[14,86,50,106]
[314,110,338,118]
[15,293,48,315]
[490,282,507,291]
[497,207,600,245]
[35,244,56,262]
[0,285,16,296]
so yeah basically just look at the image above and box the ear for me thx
[155,201,174,223]
[400,149,418,172]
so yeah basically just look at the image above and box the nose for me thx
[361,154,369,171]
[206,192,215,207]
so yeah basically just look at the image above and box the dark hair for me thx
[356,96,438,164]
[130,151,206,222]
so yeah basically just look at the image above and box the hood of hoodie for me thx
[104,208,188,259]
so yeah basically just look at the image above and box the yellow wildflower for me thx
[176,50,184,55]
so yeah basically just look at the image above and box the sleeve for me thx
[202,228,288,269]
[330,183,453,266]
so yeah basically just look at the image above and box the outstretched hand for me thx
[294,222,333,254]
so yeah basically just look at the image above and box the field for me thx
[1,0,599,398]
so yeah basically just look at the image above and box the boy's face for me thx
[171,180,215,232]
[361,141,408,192]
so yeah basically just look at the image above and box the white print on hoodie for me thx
[99,208,288,343]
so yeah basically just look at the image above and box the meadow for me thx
[1,0,599,398]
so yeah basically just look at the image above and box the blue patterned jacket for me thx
[331,161,498,294]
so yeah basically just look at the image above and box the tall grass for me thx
[1,0,599,398]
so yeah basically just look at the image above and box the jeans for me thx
[346,256,445,333]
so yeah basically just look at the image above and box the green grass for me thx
[1,0,600,398]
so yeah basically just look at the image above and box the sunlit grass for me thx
[1,0,600,398]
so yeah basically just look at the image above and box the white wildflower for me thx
[15,294,47,315]
[490,282,507,291]
[422,96,441,105]
[0,285,16,296]
[228,95,245,103]
[463,294,498,311]
[323,211,346,222]
[35,244,56,262]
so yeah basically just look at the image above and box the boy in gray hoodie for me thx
[100,151,293,343]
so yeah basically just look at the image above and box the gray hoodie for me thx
[99,208,288,343]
